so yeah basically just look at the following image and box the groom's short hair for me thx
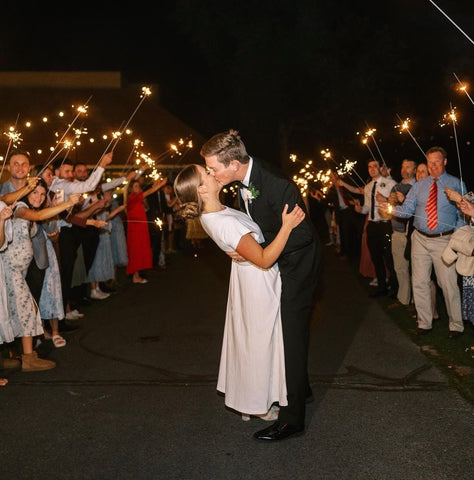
[200,129,250,166]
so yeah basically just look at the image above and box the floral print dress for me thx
[0,201,20,343]
[3,202,43,337]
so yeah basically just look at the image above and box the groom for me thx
[202,129,321,441]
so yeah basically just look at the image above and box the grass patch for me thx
[377,292,474,407]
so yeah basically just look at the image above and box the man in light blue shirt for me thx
[393,146,466,338]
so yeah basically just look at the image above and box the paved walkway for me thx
[2,241,474,479]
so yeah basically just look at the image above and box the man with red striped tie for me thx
[392,146,466,338]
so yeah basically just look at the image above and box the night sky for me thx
[1,1,474,185]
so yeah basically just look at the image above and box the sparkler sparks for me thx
[109,86,152,154]
[357,131,377,163]
[441,104,464,195]
[154,217,164,230]
[453,73,474,105]
[395,115,426,159]
[336,158,357,177]
[440,106,458,127]
[3,127,22,146]
[363,126,387,168]
[39,96,92,176]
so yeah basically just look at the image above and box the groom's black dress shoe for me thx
[253,422,304,441]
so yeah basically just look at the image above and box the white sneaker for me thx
[65,311,81,320]
[90,288,110,300]
[259,405,280,421]
[369,278,378,287]
[70,309,85,318]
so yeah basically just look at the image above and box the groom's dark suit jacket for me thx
[239,157,321,426]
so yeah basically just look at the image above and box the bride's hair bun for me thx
[177,201,200,219]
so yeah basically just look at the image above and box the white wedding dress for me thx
[200,206,287,415]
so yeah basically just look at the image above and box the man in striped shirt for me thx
[393,146,466,338]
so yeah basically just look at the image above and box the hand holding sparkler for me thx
[85,218,107,229]
[353,198,362,213]
[388,192,398,205]
[377,201,393,220]
[445,187,462,204]
[99,152,113,169]
[460,198,474,218]
[67,193,82,207]
[0,204,13,221]
[309,190,324,201]
[143,176,168,199]
[337,177,364,196]
[396,192,405,204]
[1,176,40,206]
[153,176,168,190]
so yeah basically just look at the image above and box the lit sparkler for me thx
[154,217,164,230]
[395,115,426,159]
[39,97,92,175]
[358,133,377,163]
[441,105,464,195]
[453,73,474,106]
[4,127,22,147]
[338,157,365,187]
[110,86,152,152]
[321,148,341,171]
[1,114,21,180]
[363,126,387,168]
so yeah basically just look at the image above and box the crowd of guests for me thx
[0,149,200,385]
[310,146,474,339]
[2,143,472,387]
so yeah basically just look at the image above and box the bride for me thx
[174,164,304,421]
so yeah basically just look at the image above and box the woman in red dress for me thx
[126,177,167,283]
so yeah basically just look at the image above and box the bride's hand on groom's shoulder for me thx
[282,204,305,229]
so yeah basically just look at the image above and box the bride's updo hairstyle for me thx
[173,164,203,220]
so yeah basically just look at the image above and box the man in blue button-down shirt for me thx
[393,146,466,338]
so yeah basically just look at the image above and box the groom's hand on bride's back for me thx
[226,251,246,262]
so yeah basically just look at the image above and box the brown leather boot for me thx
[21,352,56,372]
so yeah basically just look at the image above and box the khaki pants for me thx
[411,230,463,332]
[391,231,411,305]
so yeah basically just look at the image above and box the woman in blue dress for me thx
[88,190,126,295]
[110,197,128,268]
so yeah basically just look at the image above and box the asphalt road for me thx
[1,241,474,480]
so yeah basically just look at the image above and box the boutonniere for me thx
[242,182,260,204]
[380,182,386,188]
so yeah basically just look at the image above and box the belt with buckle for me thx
[415,228,454,238]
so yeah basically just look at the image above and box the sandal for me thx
[51,335,66,348]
